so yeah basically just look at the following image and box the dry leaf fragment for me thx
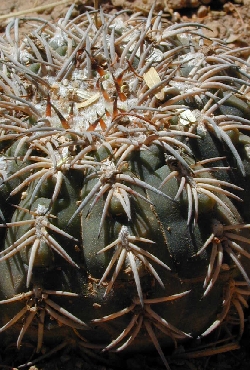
[143,67,164,100]
[76,93,100,109]
[226,33,243,44]
[179,109,197,126]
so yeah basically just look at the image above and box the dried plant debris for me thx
[0,4,250,369]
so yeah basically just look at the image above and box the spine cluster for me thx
[0,5,250,368]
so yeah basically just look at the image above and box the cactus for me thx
[0,4,250,368]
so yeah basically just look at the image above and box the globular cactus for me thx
[1,4,250,369]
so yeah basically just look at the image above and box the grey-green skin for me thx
[0,148,229,349]
[0,5,250,367]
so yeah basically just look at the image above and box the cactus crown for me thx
[0,4,250,369]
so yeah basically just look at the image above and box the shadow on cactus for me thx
[0,3,250,369]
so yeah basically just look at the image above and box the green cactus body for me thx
[0,5,250,368]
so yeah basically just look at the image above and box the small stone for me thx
[223,2,234,12]
[168,0,199,10]
[112,0,125,6]
[197,5,209,17]
[172,11,181,22]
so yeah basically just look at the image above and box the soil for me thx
[0,0,250,45]
[0,0,250,369]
